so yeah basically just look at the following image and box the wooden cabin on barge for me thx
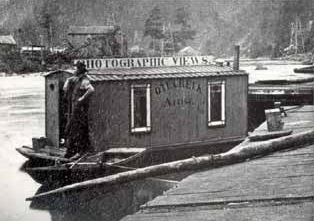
[45,55,248,163]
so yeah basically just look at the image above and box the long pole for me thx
[27,129,314,201]
[40,34,45,66]
[233,45,240,71]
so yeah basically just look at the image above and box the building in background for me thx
[0,35,17,55]
[67,25,128,58]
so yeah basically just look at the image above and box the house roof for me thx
[68,25,120,35]
[48,65,247,82]
[0,35,16,45]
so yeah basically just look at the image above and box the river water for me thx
[0,64,312,221]
[0,75,174,221]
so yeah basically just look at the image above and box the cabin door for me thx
[46,78,61,147]
[46,78,69,148]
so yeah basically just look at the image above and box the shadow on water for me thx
[29,179,175,221]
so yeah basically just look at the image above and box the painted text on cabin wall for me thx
[154,79,203,108]
[75,56,214,69]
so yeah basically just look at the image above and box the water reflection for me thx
[29,179,175,221]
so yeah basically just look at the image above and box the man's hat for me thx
[75,61,87,72]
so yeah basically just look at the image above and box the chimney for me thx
[233,45,240,71]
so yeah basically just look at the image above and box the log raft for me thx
[27,106,314,202]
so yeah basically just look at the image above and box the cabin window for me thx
[131,84,151,133]
[208,81,225,126]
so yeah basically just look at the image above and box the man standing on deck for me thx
[63,61,95,159]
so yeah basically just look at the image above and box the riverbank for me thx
[238,53,313,66]
[240,58,303,66]
[0,56,308,77]
[0,72,46,77]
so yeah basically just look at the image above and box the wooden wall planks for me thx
[46,78,60,147]
[88,75,248,151]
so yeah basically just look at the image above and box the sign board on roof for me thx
[74,56,215,70]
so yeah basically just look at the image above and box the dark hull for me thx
[26,163,127,185]
[294,66,314,74]
[24,139,242,185]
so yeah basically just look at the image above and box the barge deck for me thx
[122,105,314,221]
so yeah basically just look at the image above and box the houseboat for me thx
[18,50,249,183]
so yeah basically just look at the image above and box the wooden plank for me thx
[46,78,60,147]
[288,105,314,112]
[90,76,248,151]
[122,201,314,221]
[145,144,314,208]
[38,146,66,157]
[104,148,146,155]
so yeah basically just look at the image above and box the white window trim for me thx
[131,84,151,133]
[208,81,225,126]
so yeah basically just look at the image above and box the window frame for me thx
[207,80,226,127]
[130,83,151,133]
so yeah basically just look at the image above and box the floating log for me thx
[26,129,314,201]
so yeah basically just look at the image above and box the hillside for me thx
[0,0,313,57]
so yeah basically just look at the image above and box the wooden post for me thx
[233,45,240,71]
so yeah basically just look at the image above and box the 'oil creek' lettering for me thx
[154,79,202,95]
